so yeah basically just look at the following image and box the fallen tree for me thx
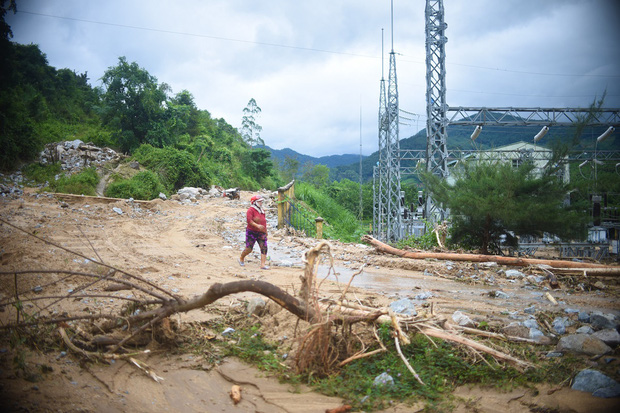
[362,235,619,272]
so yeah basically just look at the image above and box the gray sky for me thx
[6,0,620,157]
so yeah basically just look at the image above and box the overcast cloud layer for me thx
[6,0,620,157]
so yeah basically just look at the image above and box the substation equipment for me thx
[372,0,620,257]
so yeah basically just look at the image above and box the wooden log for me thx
[362,235,618,271]
[552,267,620,277]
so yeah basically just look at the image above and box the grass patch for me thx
[296,182,365,242]
[218,323,290,375]
[210,320,590,412]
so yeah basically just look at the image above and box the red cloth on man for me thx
[246,207,266,232]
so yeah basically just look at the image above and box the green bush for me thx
[21,162,62,184]
[395,221,439,250]
[104,170,166,200]
[50,166,99,196]
[131,144,211,192]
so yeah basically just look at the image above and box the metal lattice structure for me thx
[447,107,620,126]
[372,0,620,241]
[373,5,403,242]
[424,0,449,221]
[373,72,389,239]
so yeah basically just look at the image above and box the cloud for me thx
[6,0,619,157]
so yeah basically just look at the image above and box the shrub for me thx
[104,170,166,200]
[21,162,62,184]
[50,166,99,196]
[132,144,211,192]
[395,221,439,250]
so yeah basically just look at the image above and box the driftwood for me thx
[362,235,618,271]
[417,326,533,369]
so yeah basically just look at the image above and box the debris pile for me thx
[39,139,123,174]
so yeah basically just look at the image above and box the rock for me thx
[571,369,620,398]
[593,329,620,347]
[452,310,476,328]
[526,275,546,284]
[524,306,536,314]
[277,260,295,268]
[503,323,530,339]
[505,269,525,279]
[373,372,395,388]
[576,326,595,335]
[389,298,417,316]
[247,297,266,316]
[177,187,207,201]
[590,312,617,330]
[39,140,122,174]
[414,291,433,300]
[129,161,140,169]
[556,334,612,356]
[529,328,551,344]
[158,192,167,200]
[494,290,510,299]
[112,207,123,215]
[578,312,591,323]
[552,317,572,335]
[67,139,84,150]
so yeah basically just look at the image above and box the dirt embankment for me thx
[0,188,619,413]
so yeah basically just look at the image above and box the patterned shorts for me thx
[245,229,268,255]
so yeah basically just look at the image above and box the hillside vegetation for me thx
[0,41,281,191]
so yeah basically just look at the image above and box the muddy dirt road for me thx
[0,188,618,412]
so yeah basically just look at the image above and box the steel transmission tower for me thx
[372,0,619,241]
[424,0,449,221]
[373,3,402,242]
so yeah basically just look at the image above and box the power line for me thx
[16,10,377,59]
[17,10,620,80]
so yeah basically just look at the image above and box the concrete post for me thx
[315,217,325,239]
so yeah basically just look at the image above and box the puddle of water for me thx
[319,266,420,295]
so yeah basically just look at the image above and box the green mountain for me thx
[332,120,617,182]
[258,145,365,170]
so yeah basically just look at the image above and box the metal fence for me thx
[282,197,316,237]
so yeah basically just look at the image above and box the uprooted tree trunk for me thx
[1,218,535,382]
[362,235,620,273]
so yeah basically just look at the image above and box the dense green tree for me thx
[302,164,330,188]
[422,160,587,254]
[241,98,263,148]
[280,155,300,183]
[0,36,100,169]
[326,178,373,219]
[242,148,274,183]
[100,57,170,152]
